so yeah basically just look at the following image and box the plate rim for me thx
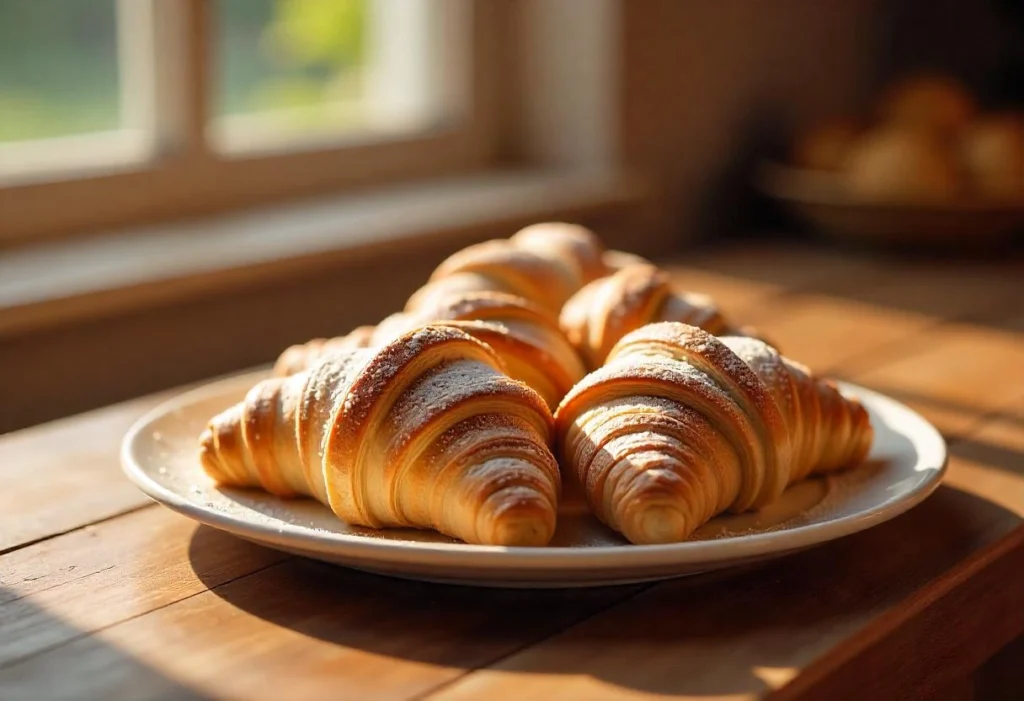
[121,371,948,571]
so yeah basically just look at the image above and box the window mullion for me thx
[141,0,214,164]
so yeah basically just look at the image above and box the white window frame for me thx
[0,0,507,244]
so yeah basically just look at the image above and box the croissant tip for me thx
[480,488,557,547]
[198,424,212,446]
[272,348,301,377]
[197,427,220,477]
[629,505,690,545]
[491,515,554,547]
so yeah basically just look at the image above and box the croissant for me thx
[560,264,746,369]
[602,249,651,272]
[273,325,375,376]
[511,222,609,284]
[378,292,587,410]
[201,325,561,546]
[406,222,609,313]
[555,322,873,544]
[273,292,587,410]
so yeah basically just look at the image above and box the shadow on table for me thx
[686,240,1024,333]
[0,587,211,701]
[828,382,1024,438]
[189,484,1020,698]
[950,434,1024,479]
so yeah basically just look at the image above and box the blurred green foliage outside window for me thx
[0,0,368,143]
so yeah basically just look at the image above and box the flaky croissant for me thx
[406,223,610,313]
[560,264,745,369]
[273,325,375,376]
[202,325,561,546]
[273,292,587,410]
[555,322,873,544]
[601,249,650,272]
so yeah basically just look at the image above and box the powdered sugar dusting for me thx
[388,359,503,443]
[607,266,664,322]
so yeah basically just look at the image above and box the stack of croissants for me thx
[199,224,874,547]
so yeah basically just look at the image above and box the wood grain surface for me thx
[0,393,172,553]
[1,243,1022,701]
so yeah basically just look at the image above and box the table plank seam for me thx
[947,392,1024,445]
[0,556,292,672]
[828,301,1024,380]
[821,316,962,377]
[687,248,897,295]
[1,564,117,608]
[886,389,1024,454]
[405,583,658,701]
[767,524,1024,701]
[0,502,157,558]
[674,248,894,321]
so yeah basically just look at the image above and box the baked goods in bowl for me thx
[762,74,1024,248]
[845,126,962,202]
[961,114,1024,199]
[877,74,976,135]
[790,117,863,172]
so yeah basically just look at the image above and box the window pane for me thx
[212,0,460,151]
[0,0,121,143]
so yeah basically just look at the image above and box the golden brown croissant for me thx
[555,322,873,544]
[560,264,747,369]
[201,325,561,546]
[602,249,651,272]
[377,292,586,410]
[273,325,375,376]
[511,222,609,284]
[273,292,587,410]
[406,223,609,313]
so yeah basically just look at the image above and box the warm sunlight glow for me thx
[752,665,799,689]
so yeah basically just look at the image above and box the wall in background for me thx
[870,0,1024,103]
[617,0,1024,245]
[619,1,877,244]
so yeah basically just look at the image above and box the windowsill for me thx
[0,168,649,338]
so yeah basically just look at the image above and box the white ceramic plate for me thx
[122,370,947,588]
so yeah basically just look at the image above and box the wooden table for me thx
[2,243,1023,701]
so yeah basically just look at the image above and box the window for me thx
[0,0,500,243]
[212,0,455,153]
[0,0,148,178]
[0,1,121,143]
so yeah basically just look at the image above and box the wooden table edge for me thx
[770,524,1024,700]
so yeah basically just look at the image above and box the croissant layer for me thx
[560,264,746,369]
[273,292,587,410]
[408,223,610,313]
